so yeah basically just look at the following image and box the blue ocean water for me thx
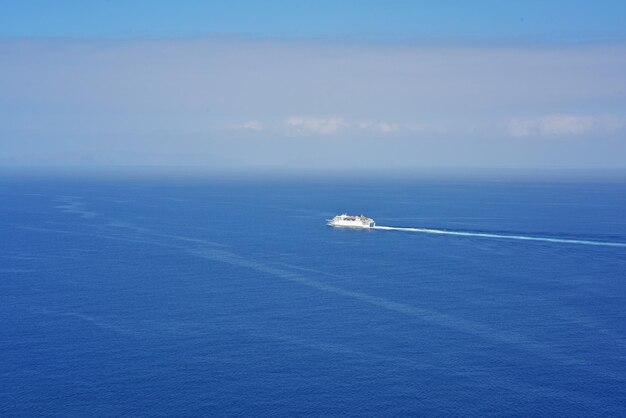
[1,176,625,416]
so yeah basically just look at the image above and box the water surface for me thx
[1,177,625,416]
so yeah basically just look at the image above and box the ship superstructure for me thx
[327,214,375,228]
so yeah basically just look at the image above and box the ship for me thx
[327,214,376,228]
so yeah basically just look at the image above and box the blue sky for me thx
[2,1,626,171]
[3,0,626,41]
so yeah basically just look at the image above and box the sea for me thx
[1,174,625,416]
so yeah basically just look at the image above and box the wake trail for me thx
[373,226,626,248]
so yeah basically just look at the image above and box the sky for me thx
[1,1,626,172]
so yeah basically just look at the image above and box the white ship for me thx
[327,214,375,228]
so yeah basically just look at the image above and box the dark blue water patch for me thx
[1,177,625,416]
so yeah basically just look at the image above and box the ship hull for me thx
[328,220,375,228]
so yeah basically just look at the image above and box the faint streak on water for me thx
[188,246,624,382]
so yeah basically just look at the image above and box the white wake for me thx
[372,226,626,248]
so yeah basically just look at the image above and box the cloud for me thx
[232,120,264,131]
[508,115,623,138]
[507,118,541,138]
[286,116,348,135]
[355,120,401,134]
[283,116,432,136]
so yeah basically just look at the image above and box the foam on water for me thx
[373,226,626,248]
